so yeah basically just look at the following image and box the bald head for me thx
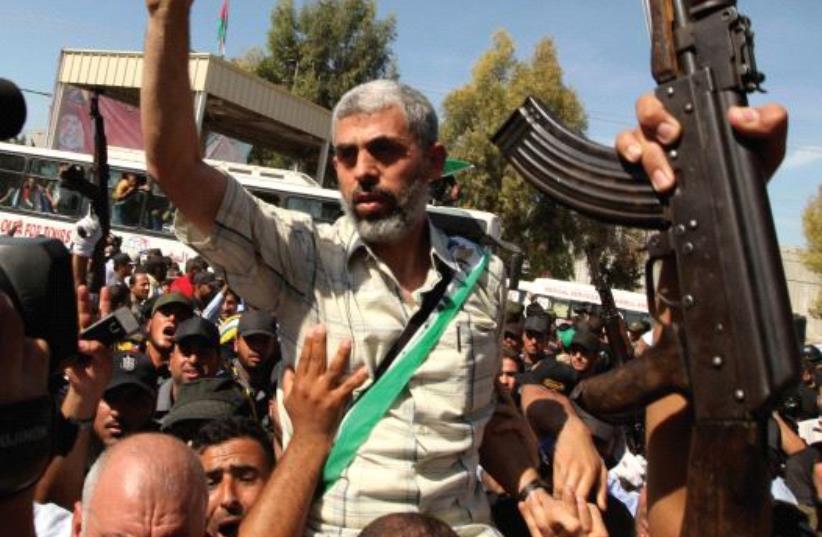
[73,433,207,537]
[360,513,459,537]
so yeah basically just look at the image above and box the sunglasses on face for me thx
[333,136,411,167]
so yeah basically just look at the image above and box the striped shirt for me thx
[176,175,506,536]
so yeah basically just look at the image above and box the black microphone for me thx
[0,78,27,140]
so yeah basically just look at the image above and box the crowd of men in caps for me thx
[26,235,822,537]
[3,6,808,533]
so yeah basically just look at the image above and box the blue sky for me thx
[1,1,818,247]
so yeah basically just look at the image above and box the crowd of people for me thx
[0,2,810,537]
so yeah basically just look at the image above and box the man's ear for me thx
[425,143,447,183]
[71,501,83,537]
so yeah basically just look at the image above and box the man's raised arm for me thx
[142,0,226,233]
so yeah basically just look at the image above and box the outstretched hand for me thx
[283,326,369,445]
[62,285,114,420]
[615,95,788,192]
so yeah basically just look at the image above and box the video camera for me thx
[0,237,79,371]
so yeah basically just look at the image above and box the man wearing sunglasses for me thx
[142,2,612,534]
[156,316,223,421]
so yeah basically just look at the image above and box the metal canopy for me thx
[56,49,331,160]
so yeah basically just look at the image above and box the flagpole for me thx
[218,0,229,58]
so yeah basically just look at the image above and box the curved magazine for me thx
[493,96,669,230]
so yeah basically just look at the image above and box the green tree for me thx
[441,31,644,286]
[256,0,397,109]
[802,184,822,317]
[245,0,397,173]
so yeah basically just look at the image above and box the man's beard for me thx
[342,178,429,244]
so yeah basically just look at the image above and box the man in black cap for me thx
[156,316,222,419]
[567,328,601,377]
[518,328,600,396]
[93,352,158,449]
[160,377,252,441]
[231,310,280,425]
[192,271,220,312]
[521,315,552,369]
[144,292,194,378]
[502,321,523,355]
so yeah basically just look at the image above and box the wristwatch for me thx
[517,478,551,503]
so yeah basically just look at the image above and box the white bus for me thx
[513,277,650,326]
[0,142,502,265]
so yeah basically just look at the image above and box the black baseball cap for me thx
[106,352,157,398]
[523,315,550,335]
[174,317,220,349]
[517,359,579,396]
[503,321,523,338]
[238,310,277,338]
[193,271,218,286]
[570,329,600,353]
[151,292,194,316]
[160,377,251,432]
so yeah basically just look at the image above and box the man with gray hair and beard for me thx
[70,433,207,537]
[142,3,609,536]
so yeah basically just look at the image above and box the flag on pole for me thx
[218,0,229,57]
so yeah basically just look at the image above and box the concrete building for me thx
[47,48,331,182]
[782,247,821,343]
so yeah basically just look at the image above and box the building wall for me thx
[782,247,821,343]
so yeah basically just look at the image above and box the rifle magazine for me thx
[492,96,669,230]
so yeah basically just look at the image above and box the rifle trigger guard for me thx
[644,231,677,317]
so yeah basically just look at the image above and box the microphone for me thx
[0,78,27,140]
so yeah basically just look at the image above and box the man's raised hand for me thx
[283,326,369,445]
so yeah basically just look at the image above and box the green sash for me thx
[321,250,490,493]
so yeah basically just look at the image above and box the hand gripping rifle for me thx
[493,2,798,535]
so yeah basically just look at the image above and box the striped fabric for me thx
[176,175,506,537]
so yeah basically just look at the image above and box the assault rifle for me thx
[584,246,634,366]
[493,1,798,535]
[60,92,110,293]
[88,92,111,293]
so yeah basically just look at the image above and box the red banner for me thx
[53,86,144,153]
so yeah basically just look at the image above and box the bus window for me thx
[0,169,24,208]
[549,299,571,320]
[0,153,25,173]
[20,158,86,218]
[110,170,147,228]
[10,176,55,213]
[29,158,65,180]
[284,196,342,223]
[622,310,650,327]
[51,181,85,217]
[248,189,280,207]
[141,179,175,234]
